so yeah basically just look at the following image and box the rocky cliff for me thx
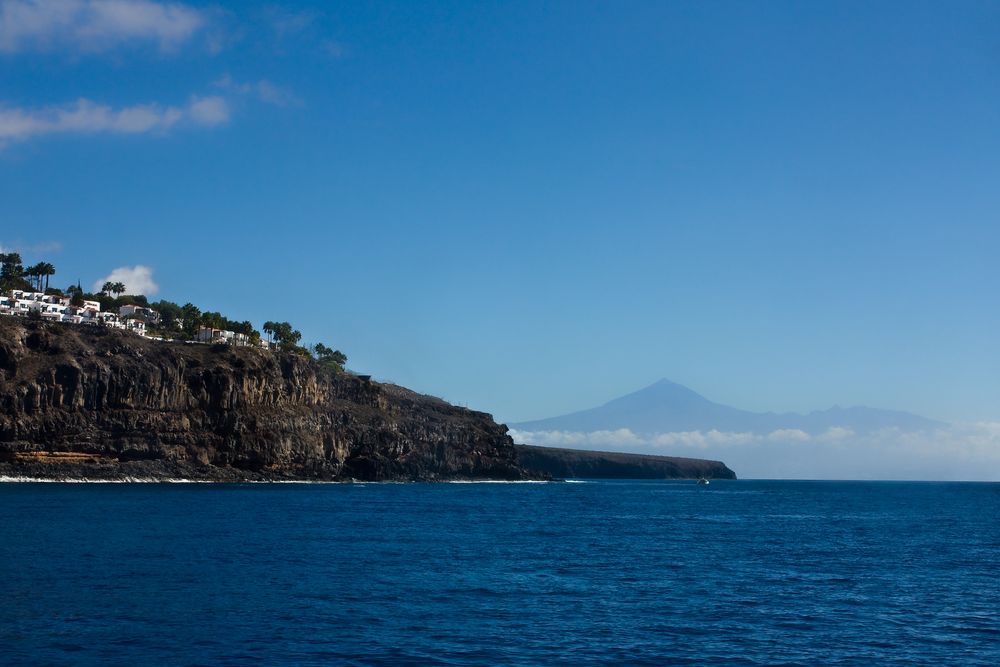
[515,444,736,480]
[0,318,529,481]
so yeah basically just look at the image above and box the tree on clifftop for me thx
[24,262,55,291]
[311,343,348,372]
[24,263,40,290]
[152,300,183,330]
[181,303,201,336]
[34,262,56,290]
[0,253,28,291]
[263,321,302,352]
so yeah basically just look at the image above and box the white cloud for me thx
[509,423,1000,481]
[92,265,158,295]
[0,240,63,254]
[0,0,208,53]
[0,95,228,145]
[510,427,760,451]
[187,94,229,125]
[651,429,758,448]
[817,426,854,442]
[766,428,811,443]
[214,75,302,107]
[264,6,317,40]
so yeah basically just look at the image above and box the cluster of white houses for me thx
[0,290,267,348]
[0,290,148,335]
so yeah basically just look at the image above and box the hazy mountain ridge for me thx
[512,379,944,436]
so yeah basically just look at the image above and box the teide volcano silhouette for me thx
[511,379,943,436]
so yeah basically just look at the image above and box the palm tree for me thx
[101,281,115,296]
[112,282,126,297]
[25,263,42,291]
[39,262,55,290]
[262,321,276,344]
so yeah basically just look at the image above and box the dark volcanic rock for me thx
[515,444,736,480]
[0,318,529,482]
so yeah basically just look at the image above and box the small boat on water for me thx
[697,478,710,485]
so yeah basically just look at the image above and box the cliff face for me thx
[0,318,527,481]
[515,444,736,480]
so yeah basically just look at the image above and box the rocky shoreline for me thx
[0,317,735,482]
[515,444,736,480]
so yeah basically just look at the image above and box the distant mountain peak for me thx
[616,378,710,400]
[511,379,944,436]
[649,378,696,391]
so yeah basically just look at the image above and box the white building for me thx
[125,319,146,336]
[2,291,74,319]
[66,304,101,325]
[36,302,68,322]
[98,312,124,329]
[11,290,69,306]
[119,304,161,325]
[196,326,250,346]
[0,290,254,345]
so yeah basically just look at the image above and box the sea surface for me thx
[1,480,998,666]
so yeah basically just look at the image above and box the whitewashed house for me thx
[35,302,68,322]
[11,291,69,307]
[10,290,40,302]
[125,319,147,336]
[2,291,69,320]
[196,326,250,346]
[67,304,101,325]
[98,312,125,329]
[119,304,161,325]
[0,289,260,344]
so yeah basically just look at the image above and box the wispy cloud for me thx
[93,265,158,295]
[213,74,302,108]
[509,424,1000,481]
[321,39,345,59]
[0,0,209,53]
[186,94,229,124]
[263,5,317,40]
[0,240,63,254]
[0,95,228,146]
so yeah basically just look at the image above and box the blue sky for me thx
[2,0,999,425]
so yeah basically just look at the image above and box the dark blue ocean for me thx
[1,480,998,666]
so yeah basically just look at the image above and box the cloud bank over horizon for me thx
[509,424,1000,481]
